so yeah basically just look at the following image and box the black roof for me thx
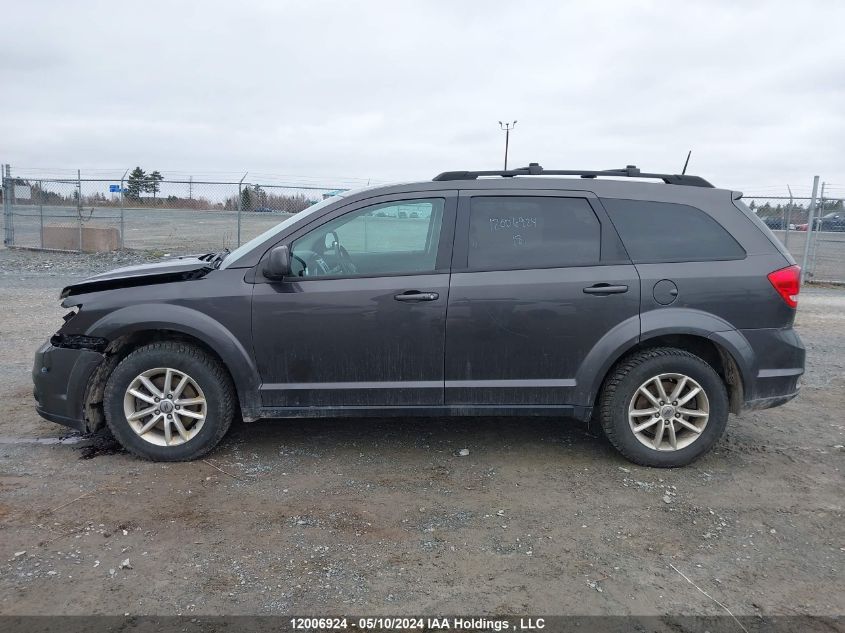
[433,163,713,188]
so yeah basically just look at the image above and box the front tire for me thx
[103,341,235,461]
[598,347,729,467]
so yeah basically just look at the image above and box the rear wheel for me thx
[103,341,235,461]
[598,347,729,467]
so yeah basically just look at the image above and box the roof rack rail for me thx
[432,163,714,188]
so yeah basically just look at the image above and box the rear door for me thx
[444,190,640,407]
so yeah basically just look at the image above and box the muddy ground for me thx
[0,248,842,617]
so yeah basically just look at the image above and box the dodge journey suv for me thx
[33,164,805,467]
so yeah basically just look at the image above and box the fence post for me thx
[783,185,793,249]
[1,168,7,246]
[237,172,248,248]
[40,202,44,248]
[77,169,83,251]
[3,164,13,246]
[800,175,820,284]
[809,182,825,277]
[119,169,127,250]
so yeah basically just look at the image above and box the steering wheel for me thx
[293,232,358,277]
[328,231,357,274]
[292,250,329,276]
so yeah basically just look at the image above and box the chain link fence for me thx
[1,169,351,255]
[744,186,845,284]
[2,167,843,283]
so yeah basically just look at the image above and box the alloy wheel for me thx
[628,373,709,451]
[123,367,207,446]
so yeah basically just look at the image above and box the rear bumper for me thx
[745,390,800,411]
[740,327,805,409]
[32,341,104,432]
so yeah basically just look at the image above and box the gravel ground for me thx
[0,247,842,617]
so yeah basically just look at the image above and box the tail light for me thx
[767,265,800,308]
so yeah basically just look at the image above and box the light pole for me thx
[499,120,517,170]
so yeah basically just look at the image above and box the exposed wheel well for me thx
[598,334,744,415]
[83,329,238,432]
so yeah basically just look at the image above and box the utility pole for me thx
[499,120,517,170]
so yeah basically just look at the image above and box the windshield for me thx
[219,195,346,269]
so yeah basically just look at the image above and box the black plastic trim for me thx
[433,163,714,188]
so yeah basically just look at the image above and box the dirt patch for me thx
[77,432,125,460]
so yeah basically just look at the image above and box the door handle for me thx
[394,291,439,302]
[583,284,629,295]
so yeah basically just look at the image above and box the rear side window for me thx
[468,196,600,269]
[601,198,746,263]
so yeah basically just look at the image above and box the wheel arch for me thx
[579,319,754,417]
[83,304,260,430]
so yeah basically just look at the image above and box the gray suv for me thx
[32,164,805,467]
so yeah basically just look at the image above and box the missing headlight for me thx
[62,309,79,323]
[50,334,108,352]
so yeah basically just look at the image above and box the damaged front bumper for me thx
[32,340,104,432]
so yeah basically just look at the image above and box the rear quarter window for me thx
[601,198,746,263]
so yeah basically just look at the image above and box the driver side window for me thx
[290,198,445,278]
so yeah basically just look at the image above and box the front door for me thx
[444,190,640,407]
[251,192,456,408]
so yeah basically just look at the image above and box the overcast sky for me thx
[2,0,843,194]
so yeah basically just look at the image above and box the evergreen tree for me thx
[252,184,267,208]
[125,166,147,200]
[146,171,164,199]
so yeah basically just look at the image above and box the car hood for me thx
[60,256,215,299]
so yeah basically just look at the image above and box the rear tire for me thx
[598,347,729,467]
[103,341,235,461]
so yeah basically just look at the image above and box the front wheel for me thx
[103,341,235,461]
[598,348,729,467]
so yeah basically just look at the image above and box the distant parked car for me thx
[254,207,274,213]
[819,211,845,232]
[762,216,785,230]
[795,212,845,232]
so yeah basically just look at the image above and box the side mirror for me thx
[264,245,291,279]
